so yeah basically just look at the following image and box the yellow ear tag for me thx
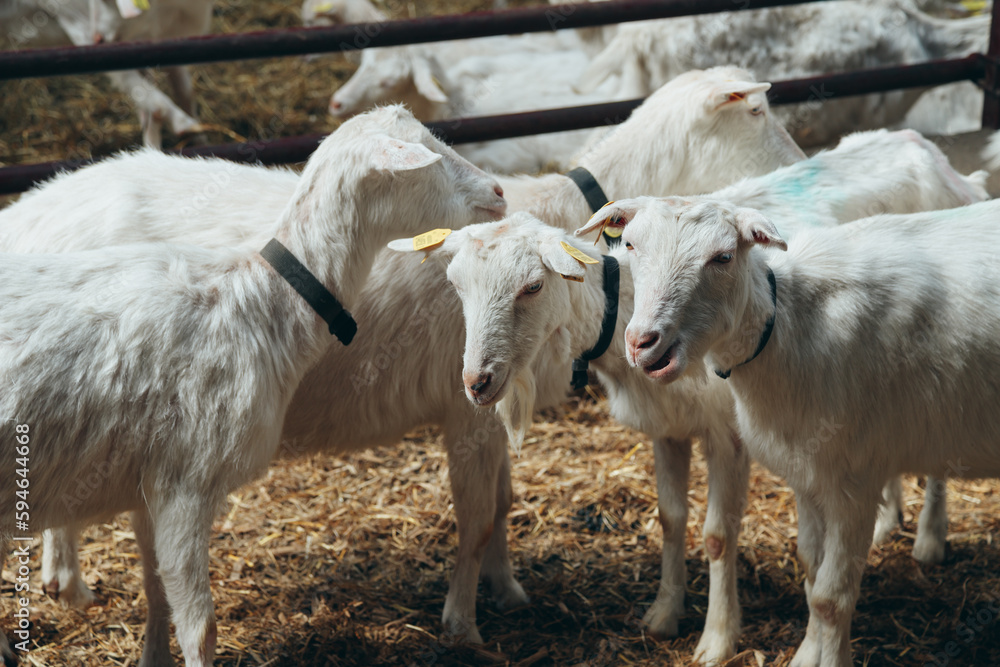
[587,201,617,244]
[602,224,623,239]
[412,228,452,264]
[314,1,334,12]
[413,228,452,251]
[132,0,150,9]
[560,241,599,266]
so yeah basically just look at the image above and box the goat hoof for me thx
[789,637,821,667]
[692,630,738,666]
[492,581,529,611]
[641,605,680,639]
[441,619,483,645]
[913,535,947,565]
[872,510,902,545]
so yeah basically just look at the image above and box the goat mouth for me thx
[471,376,508,407]
[644,340,682,382]
[475,204,507,221]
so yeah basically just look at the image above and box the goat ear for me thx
[371,136,442,172]
[387,228,460,261]
[735,208,787,251]
[540,237,593,282]
[413,57,449,104]
[575,200,639,241]
[707,80,771,112]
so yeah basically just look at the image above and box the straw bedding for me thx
[2,1,1000,664]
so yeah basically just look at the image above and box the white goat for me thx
[900,82,984,137]
[329,41,613,173]
[0,105,506,667]
[1,0,214,147]
[581,195,1000,667]
[388,130,986,664]
[1,67,803,646]
[577,0,988,147]
[1,0,120,46]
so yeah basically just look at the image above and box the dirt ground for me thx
[3,1,1000,666]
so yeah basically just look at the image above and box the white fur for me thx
[900,82,984,137]
[577,0,987,147]
[984,130,1000,172]
[601,195,1000,667]
[0,106,506,666]
[0,68,803,648]
[1,0,214,147]
[418,131,984,664]
[330,42,618,173]
[417,215,748,665]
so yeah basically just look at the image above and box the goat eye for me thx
[522,281,543,295]
[750,106,764,116]
[713,252,733,264]
[625,242,634,250]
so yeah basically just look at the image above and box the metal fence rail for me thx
[1,0,998,195]
[0,0,835,78]
[0,55,986,196]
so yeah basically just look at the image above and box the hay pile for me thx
[3,1,1000,665]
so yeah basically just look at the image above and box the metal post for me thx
[982,0,1000,129]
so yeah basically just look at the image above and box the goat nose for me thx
[494,184,504,198]
[625,329,659,358]
[463,371,493,397]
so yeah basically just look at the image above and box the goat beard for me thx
[494,369,537,457]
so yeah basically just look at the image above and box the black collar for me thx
[566,167,621,248]
[260,238,357,345]
[715,268,776,379]
[572,255,620,391]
